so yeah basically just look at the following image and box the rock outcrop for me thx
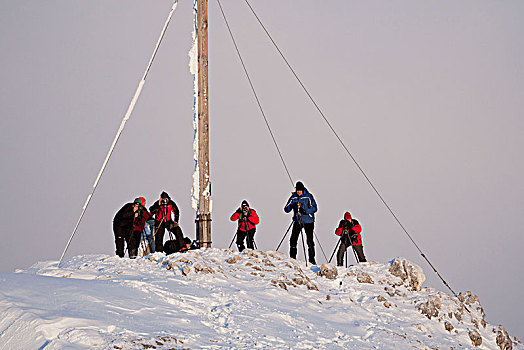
[318,264,338,280]
[496,325,513,350]
[389,258,426,291]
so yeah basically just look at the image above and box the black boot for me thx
[308,247,316,265]
[129,249,137,259]
[290,246,297,259]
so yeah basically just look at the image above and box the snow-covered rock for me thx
[0,248,522,349]
[388,257,426,291]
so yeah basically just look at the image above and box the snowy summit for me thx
[0,249,521,349]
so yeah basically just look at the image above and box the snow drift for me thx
[0,249,521,349]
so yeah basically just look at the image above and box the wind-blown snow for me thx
[0,249,521,349]
[189,0,199,213]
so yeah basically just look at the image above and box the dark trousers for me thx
[113,222,140,258]
[337,235,367,265]
[290,221,315,264]
[154,220,184,252]
[236,228,255,251]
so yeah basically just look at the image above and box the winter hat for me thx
[295,181,305,192]
[134,197,146,206]
[241,200,249,208]
[160,191,170,199]
[344,212,352,221]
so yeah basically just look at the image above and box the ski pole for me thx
[275,221,293,251]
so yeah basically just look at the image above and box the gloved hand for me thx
[351,234,358,242]
[299,207,307,214]
[236,208,242,214]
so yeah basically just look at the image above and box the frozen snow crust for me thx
[0,249,521,349]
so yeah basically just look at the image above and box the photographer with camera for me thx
[113,197,151,259]
[230,200,259,251]
[284,181,318,264]
[334,211,366,265]
[149,191,185,253]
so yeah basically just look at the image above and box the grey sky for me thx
[1,0,523,339]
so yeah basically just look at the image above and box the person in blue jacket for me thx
[284,181,318,264]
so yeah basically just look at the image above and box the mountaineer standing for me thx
[284,181,318,264]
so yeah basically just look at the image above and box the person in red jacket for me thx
[230,200,259,251]
[149,191,185,253]
[335,211,366,265]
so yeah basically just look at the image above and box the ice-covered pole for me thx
[58,1,179,267]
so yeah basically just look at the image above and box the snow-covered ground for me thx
[0,248,521,349]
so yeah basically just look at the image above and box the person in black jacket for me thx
[149,191,185,253]
[113,197,151,258]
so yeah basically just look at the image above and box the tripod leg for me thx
[275,221,293,251]
[299,227,308,267]
[328,236,342,264]
[251,232,258,250]
[228,232,238,249]
[246,230,255,249]
[351,244,359,264]
[313,230,328,263]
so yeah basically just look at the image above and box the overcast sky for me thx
[1,0,523,339]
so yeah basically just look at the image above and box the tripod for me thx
[329,231,359,266]
[276,204,310,265]
[229,216,257,250]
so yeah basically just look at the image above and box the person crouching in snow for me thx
[335,211,366,265]
[230,200,259,251]
[149,191,186,253]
